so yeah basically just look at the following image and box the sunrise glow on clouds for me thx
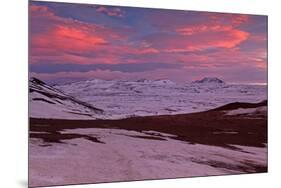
[29,1,267,84]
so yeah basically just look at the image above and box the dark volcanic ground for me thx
[30,101,267,150]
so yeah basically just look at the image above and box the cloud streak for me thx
[30,62,183,73]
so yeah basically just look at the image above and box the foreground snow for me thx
[29,128,267,187]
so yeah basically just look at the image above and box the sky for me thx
[29,1,267,84]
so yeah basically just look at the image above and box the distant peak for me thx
[192,77,225,84]
[136,78,149,82]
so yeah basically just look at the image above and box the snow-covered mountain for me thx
[29,77,105,119]
[29,77,267,119]
[192,77,225,84]
[55,78,267,119]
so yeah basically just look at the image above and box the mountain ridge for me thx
[29,77,104,119]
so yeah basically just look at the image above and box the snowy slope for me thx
[56,78,267,119]
[29,77,105,119]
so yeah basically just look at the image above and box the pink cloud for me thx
[96,6,124,17]
[176,24,249,50]
[32,25,107,53]
[204,13,249,26]
[30,4,161,65]
[30,5,130,64]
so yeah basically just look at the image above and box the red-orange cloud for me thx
[31,24,108,58]
[176,24,249,50]
[55,26,107,47]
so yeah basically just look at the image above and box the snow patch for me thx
[226,106,267,116]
